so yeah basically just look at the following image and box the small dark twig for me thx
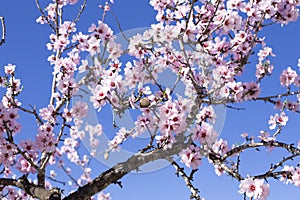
[113,180,123,188]
[35,0,56,31]
[167,157,201,200]
[226,105,246,111]
[111,9,129,43]
[73,0,87,24]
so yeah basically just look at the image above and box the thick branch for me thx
[63,141,189,200]
[0,177,61,200]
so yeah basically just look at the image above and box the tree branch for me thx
[63,140,190,200]
[0,16,6,46]
[222,141,300,161]
[167,157,201,200]
[0,176,61,200]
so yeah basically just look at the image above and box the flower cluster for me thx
[135,108,157,137]
[179,144,202,170]
[108,127,129,151]
[280,166,300,187]
[280,67,300,87]
[191,122,218,147]
[238,177,270,200]
[1,0,300,199]
[155,99,188,148]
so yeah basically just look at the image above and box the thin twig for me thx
[73,0,87,24]
[35,0,56,31]
[167,157,201,200]
[0,16,6,46]
[111,9,129,42]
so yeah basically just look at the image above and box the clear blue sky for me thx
[0,1,300,199]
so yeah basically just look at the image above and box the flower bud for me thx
[139,98,150,108]
[104,151,109,160]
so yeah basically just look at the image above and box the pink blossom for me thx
[212,139,229,155]
[268,112,288,130]
[85,124,103,148]
[65,0,78,5]
[191,122,218,146]
[79,59,89,73]
[50,170,56,178]
[223,11,242,32]
[286,100,299,111]
[291,167,300,187]
[39,105,55,122]
[20,140,37,158]
[158,100,187,135]
[72,32,89,52]
[7,77,22,96]
[135,110,156,137]
[180,145,202,169]
[242,82,260,100]
[124,61,147,88]
[90,84,109,110]
[0,138,17,167]
[238,177,269,199]
[36,16,47,24]
[258,131,275,142]
[45,3,57,21]
[97,192,111,200]
[88,21,113,41]
[197,106,216,123]
[293,75,300,87]
[6,187,18,199]
[280,165,295,185]
[155,134,176,150]
[227,81,244,101]
[77,167,92,185]
[36,123,56,152]
[17,157,36,174]
[60,137,80,163]
[56,77,79,97]
[274,99,283,110]
[71,101,88,119]
[63,108,72,122]
[257,47,275,62]
[106,40,122,60]
[260,184,270,200]
[87,37,101,56]
[4,63,16,75]
[108,127,128,151]
[226,0,245,11]
[280,67,297,87]
[214,165,225,176]
[256,61,274,79]
[241,132,248,138]
[3,108,20,132]
[60,21,76,35]
[51,34,70,52]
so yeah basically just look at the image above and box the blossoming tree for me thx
[0,0,300,199]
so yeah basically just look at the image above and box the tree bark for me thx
[0,177,61,200]
[63,140,189,200]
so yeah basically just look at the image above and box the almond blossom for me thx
[238,177,270,200]
[268,112,289,130]
[180,144,202,170]
[1,0,300,199]
[280,67,298,87]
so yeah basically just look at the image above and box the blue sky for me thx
[0,1,300,199]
